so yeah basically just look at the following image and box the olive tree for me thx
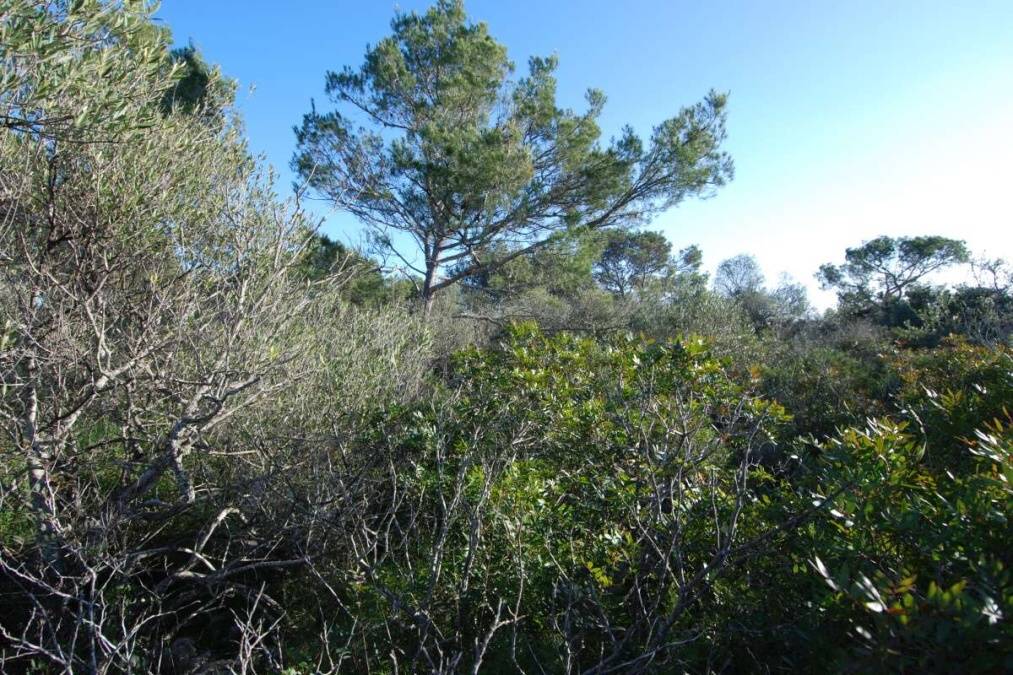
[0,2,388,670]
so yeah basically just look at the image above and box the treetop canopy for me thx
[293,0,733,306]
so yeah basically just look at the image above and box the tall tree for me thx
[594,230,695,297]
[714,253,765,297]
[817,235,969,313]
[293,0,733,309]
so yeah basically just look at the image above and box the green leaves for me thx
[0,0,183,142]
[787,341,1013,670]
[348,324,793,666]
[293,1,733,304]
[818,235,970,318]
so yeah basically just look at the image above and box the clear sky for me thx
[154,1,1013,307]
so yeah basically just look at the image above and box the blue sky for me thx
[155,1,1013,307]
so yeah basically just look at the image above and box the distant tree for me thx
[674,243,704,276]
[972,256,1012,294]
[770,274,811,322]
[713,258,808,330]
[593,230,668,297]
[293,0,732,309]
[463,229,601,301]
[714,253,765,297]
[817,235,969,314]
[593,231,703,297]
[945,285,1013,345]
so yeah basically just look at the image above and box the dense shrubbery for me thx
[1,1,1010,672]
[798,341,1011,672]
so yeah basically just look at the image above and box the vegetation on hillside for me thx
[1,2,1009,672]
